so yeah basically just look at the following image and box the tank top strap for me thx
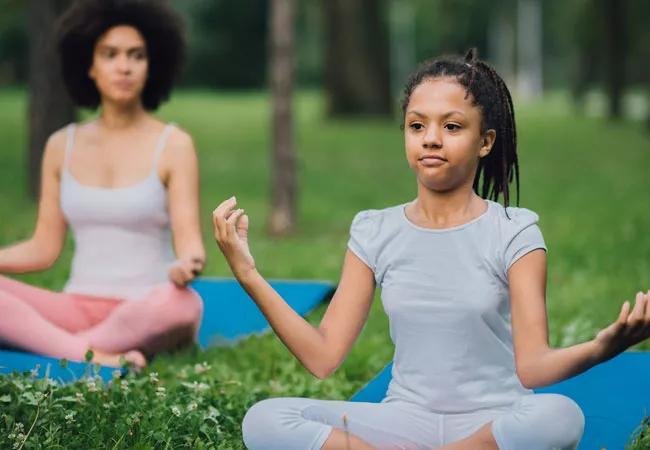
[63,123,76,170]
[151,123,176,172]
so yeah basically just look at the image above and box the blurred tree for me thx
[603,0,625,119]
[268,0,296,236]
[322,0,391,117]
[294,0,323,87]
[179,0,268,88]
[28,0,74,199]
[0,1,27,84]
[414,0,491,62]
[389,0,416,97]
[487,0,515,87]
[516,0,543,100]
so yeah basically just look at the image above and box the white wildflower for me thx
[155,386,166,399]
[86,379,98,392]
[193,362,211,374]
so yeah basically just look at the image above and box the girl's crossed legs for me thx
[242,394,584,450]
[0,275,203,365]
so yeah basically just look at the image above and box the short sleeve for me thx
[503,207,547,274]
[347,210,382,272]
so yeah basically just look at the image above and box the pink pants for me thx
[0,275,203,362]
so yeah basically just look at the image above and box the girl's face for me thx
[404,77,495,193]
[88,25,148,107]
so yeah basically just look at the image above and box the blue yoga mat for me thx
[351,352,650,449]
[0,350,117,383]
[192,277,335,347]
[0,278,334,382]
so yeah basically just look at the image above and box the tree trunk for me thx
[28,0,75,199]
[516,0,543,100]
[604,0,625,119]
[323,0,391,117]
[488,3,515,87]
[388,0,416,98]
[268,0,297,236]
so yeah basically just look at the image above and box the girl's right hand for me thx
[212,197,256,280]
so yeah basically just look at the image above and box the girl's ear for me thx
[479,129,496,158]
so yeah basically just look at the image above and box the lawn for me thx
[0,88,649,448]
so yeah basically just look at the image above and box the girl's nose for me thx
[423,126,442,148]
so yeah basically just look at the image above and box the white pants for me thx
[242,394,584,450]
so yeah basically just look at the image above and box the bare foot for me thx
[91,349,147,369]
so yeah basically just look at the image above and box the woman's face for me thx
[88,25,148,107]
[404,77,495,193]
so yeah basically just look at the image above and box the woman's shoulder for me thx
[42,123,77,169]
[161,121,193,148]
[151,120,194,160]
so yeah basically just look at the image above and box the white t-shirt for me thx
[347,199,547,413]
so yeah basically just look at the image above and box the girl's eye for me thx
[444,123,461,131]
[409,123,424,131]
[102,49,116,58]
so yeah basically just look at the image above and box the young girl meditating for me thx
[0,0,204,368]
[213,50,650,449]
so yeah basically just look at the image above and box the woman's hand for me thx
[212,197,256,280]
[593,290,650,362]
[168,257,204,287]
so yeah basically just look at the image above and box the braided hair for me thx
[401,48,519,208]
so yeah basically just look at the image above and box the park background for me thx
[0,0,649,448]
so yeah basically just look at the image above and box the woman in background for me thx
[0,0,204,368]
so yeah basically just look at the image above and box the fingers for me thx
[190,258,204,277]
[212,196,237,239]
[627,291,647,328]
[226,209,245,236]
[237,214,249,240]
[170,259,203,287]
[644,290,650,322]
[618,300,631,325]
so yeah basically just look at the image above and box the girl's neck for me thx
[98,99,148,130]
[410,184,487,229]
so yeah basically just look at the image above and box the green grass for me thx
[1,88,649,448]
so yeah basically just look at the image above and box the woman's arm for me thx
[161,128,206,286]
[0,131,67,273]
[510,249,649,389]
[213,197,376,379]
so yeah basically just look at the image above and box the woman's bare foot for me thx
[91,349,147,369]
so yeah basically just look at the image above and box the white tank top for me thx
[60,123,176,301]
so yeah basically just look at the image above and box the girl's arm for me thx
[0,131,67,273]
[213,197,376,379]
[510,249,649,389]
[162,129,206,286]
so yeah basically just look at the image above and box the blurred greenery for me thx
[0,88,649,446]
[1,0,648,94]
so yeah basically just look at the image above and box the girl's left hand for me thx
[168,257,204,287]
[593,290,650,362]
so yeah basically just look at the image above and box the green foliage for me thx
[175,0,268,89]
[0,88,649,446]
[627,417,650,449]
